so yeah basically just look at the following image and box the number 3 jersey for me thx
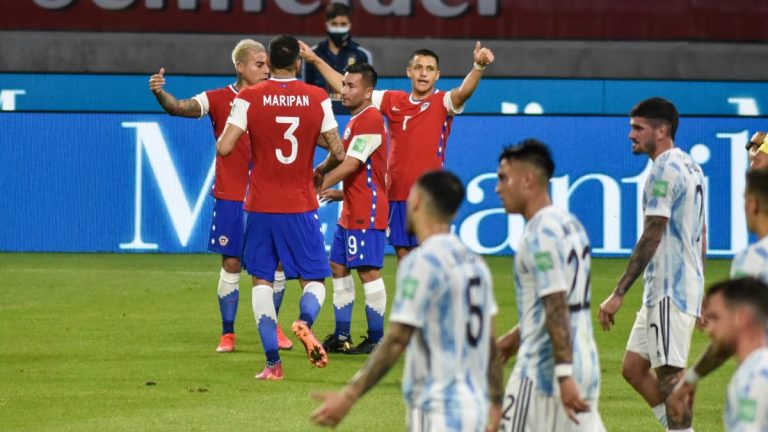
[227,77,338,213]
[390,233,497,417]
[513,205,601,400]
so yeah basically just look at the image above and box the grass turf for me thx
[0,253,735,431]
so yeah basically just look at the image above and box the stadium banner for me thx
[0,112,756,257]
[3,0,767,41]
[2,73,768,116]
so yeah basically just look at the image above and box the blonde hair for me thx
[231,39,265,66]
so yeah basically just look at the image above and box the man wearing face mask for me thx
[303,2,372,112]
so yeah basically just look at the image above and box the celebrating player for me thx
[217,35,345,380]
[316,63,388,355]
[495,140,605,431]
[311,171,503,431]
[300,40,494,261]
[148,39,292,353]
[599,98,706,431]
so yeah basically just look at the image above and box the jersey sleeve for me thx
[734,368,768,432]
[371,90,387,110]
[389,252,437,328]
[346,134,382,162]
[226,97,249,131]
[191,91,209,118]
[644,160,682,219]
[527,223,569,298]
[442,90,465,115]
[320,98,338,133]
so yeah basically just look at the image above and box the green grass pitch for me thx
[0,253,734,431]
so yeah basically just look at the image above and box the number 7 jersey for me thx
[227,77,338,213]
[513,205,601,400]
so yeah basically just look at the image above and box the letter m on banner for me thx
[120,122,215,250]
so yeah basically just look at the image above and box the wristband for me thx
[554,364,572,378]
[684,369,700,385]
[473,62,486,71]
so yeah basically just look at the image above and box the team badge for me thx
[347,57,356,66]
[218,236,229,246]
[419,102,430,112]
[344,127,351,140]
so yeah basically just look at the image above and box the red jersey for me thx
[227,78,337,213]
[193,85,250,202]
[338,105,388,230]
[372,89,460,201]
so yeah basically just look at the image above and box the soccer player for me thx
[746,131,768,169]
[677,278,768,431]
[315,63,388,355]
[598,97,706,432]
[148,39,292,353]
[216,34,346,380]
[310,171,503,431]
[300,40,494,261]
[495,139,604,431]
[668,168,768,415]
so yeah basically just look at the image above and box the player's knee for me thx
[357,267,381,283]
[221,257,242,273]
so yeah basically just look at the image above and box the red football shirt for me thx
[227,78,337,213]
[193,85,251,202]
[372,89,460,201]
[338,105,388,230]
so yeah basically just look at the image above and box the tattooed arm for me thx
[313,128,346,190]
[599,215,667,330]
[148,68,202,118]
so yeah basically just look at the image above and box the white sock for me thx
[218,268,240,298]
[303,281,326,306]
[273,270,286,295]
[252,285,276,322]
[653,403,668,428]
[363,278,387,316]
[332,276,355,309]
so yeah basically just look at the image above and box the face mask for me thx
[326,24,350,46]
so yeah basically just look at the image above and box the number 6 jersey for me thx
[513,205,601,400]
[227,77,337,213]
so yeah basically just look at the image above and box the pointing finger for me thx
[159,67,165,76]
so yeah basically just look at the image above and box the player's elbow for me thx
[216,141,232,156]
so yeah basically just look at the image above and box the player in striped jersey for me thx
[311,171,504,431]
[148,40,293,353]
[495,139,604,432]
[599,98,705,432]
[668,168,768,418]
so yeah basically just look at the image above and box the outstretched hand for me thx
[473,41,495,67]
[310,390,356,428]
[149,67,166,94]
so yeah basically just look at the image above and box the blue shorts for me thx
[208,199,245,258]
[243,211,331,282]
[387,200,419,248]
[329,225,386,269]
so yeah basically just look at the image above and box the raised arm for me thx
[449,41,495,111]
[599,215,667,330]
[148,68,202,118]
[299,40,343,94]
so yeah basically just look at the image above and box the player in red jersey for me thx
[300,41,494,261]
[149,39,293,353]
[315,63,388,355]
[217,35,346,381]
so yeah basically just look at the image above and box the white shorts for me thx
[626,296,697,369]
[499,375,606,432]
[406,406,484,432]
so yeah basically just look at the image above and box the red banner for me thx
[2,0,767,41]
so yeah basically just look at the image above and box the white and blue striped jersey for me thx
[390,233,497,431]
[725,348,768,431]
[512,205,601,399]
[730,235,768,283]
[643,147,706,317]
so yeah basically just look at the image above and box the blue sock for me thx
[217,269,240,334]
[273,270,286,315]
[332,276,355,339]
[252,285,280,365]
[364,279,386,343]
[299,281,326,327]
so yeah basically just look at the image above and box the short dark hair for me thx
[498,139,555,180]
[345,62,377,88]
[707,277,768,324]
[409,49,440,68]
[325,2,350,20]
[746,168,768,213]
[268,34,300,70]
[630,97,679,140]
[417,170,464,220]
